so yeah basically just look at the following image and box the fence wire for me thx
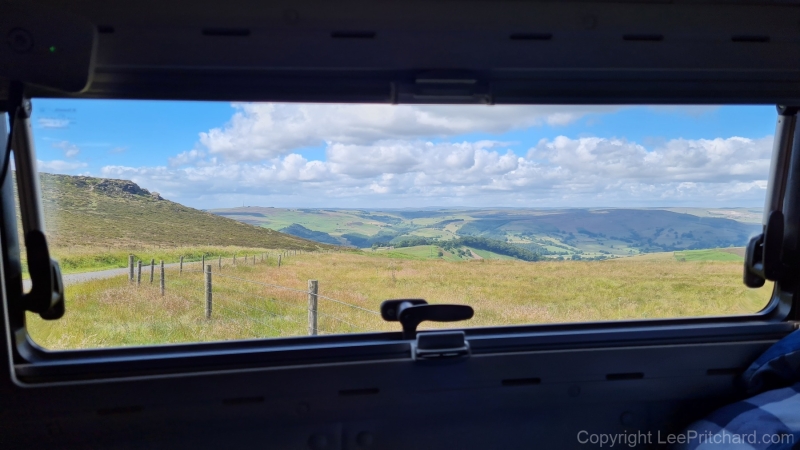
[133,251,380,336]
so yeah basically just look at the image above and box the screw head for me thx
[7,28,34,53]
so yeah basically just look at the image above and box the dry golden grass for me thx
[27,251,773,350]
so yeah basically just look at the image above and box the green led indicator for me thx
[49,46,56,53]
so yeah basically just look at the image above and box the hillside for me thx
[35,173,326,251]
[210,206,761,259]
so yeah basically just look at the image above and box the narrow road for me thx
[23,261,189,290]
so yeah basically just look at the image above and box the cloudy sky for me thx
[29,100,775,209]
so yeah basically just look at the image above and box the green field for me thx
[368,244,515,262]
[468,247,516,261]
[28,250,773,350]
[674,249,745,262]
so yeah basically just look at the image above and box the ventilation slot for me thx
[97,405,142,416]
[97,25,115,34]
[202,28,251,37]
[606,372,644,381]
[331,31,376,39]
[622,34,663,42]
[509,33,552,41]
[339,388,380,396]
[707,368,744,376]
[502,377,542,386]
[732,35,770,43]
[222,396,265,406]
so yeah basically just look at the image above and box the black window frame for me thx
[1,101,797,387]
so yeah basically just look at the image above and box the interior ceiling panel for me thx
[9,0,800,103]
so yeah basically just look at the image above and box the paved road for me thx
[23,261,189,290]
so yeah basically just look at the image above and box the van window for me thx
[23,100,774,349]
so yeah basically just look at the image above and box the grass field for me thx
[27,250,773,350]
[673,249,745,262]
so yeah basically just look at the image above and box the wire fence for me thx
[127,250,381,337]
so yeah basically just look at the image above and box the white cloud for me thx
[529,135,772,183]
[168,149,206,167]
[99,134,772,208]
[37,118,70,129]
[38,159,87,173]
[51,141,80,158]
[196,103,617,162]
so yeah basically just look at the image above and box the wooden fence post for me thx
[180,256,183,275]
[128,255,134,282]
[137,260,142,285]
[278,254,282,268]
[202,254,205,270]
[160,260,165,296]
[205,264,212,319]
[150,259,155,283]
[308,280,318,336]
[218,255,221,270]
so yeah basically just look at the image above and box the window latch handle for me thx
[745,210,787,287]
[380,299,474,339]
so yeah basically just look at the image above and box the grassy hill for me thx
[36,173,326,251]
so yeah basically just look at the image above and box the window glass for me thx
[23,101,774,349]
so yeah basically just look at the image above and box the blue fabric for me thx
[676,330,800,449]
[742,329,800,395]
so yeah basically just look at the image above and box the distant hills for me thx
[35,173,326,250]
[278,224,341,245]
[211,206,761,260]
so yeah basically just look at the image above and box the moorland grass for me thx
[27,251,773,349]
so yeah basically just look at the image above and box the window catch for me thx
[380,299,473,339]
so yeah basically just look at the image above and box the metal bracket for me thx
[744,106,799,288]
[412,331,470,360]
[7,82,64,319]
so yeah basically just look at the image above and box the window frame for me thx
[2,101,796,387]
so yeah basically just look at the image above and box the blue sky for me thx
[29,100,776,209]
